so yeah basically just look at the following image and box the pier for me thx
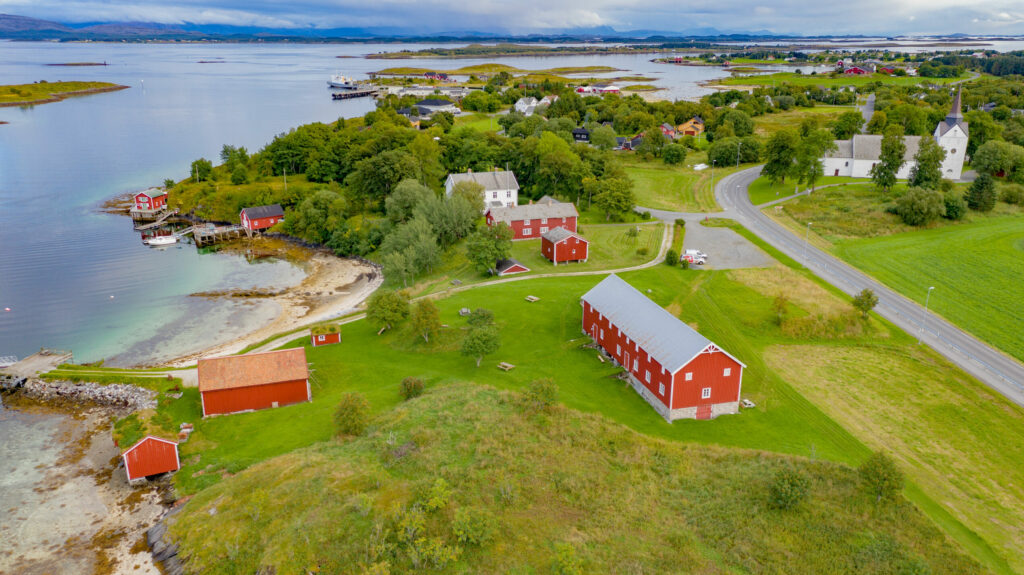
[192,224,247,247]
[130,205,174,222]
[133,208,180,230]
[0,348,73,379]
[332,89,377,100]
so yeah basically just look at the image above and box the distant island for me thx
[46,61,108,66]
[0,81,128,107]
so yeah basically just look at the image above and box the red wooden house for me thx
[198,348,310,417]
[844,66,869,75]
[581,274,745,421]
[122,436,179,483]
[486,199,578,241]
[311,326,341,347]
[133,188,168,212]
[542,227,588,264]
[240,204,285,232]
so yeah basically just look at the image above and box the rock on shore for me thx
[13,378,157,411]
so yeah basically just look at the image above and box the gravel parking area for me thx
[683,221,773,269]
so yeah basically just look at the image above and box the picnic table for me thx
[524,295,540,303]
[497,362,516,371]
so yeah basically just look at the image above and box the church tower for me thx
[934,87,969,180]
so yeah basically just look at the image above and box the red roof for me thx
[198,348,308,392]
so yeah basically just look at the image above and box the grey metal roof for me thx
[447,170,520,192]
[417,98,454,107]
[582,275,742,373]
[831,135,920,162]
[494,258,529,274]
[488,201,578,223]
[240,204,284,219]
[541,226,580,243]
[137,188,167,199]
[826,140,853,158]
[536,195,559,205]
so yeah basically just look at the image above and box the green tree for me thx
[851,288,879,319]
[450,180,486,213]
[410,299,442,343]
[385,179,435,223]
[190,158,213,182]
[972,140,1022,177]
[794,130,837,192]
[967,172,997,212]
[665,249,678,266]
[407,131,447,187]
[763,129,799,185]
[908,138,946,190]
[461,325,500,367]
[345,149,418,201]
[772,294,789,325]
[163,178,176,189]
[287,189,347,244]
[870,125,906,193]
[866,110,888,135]
[334,392,370,436]
[413,195,479,249]
[769,467,810,510]
[662,143,687,165]
[964,110,1003,158]
[466,308,494,328]
[465,223,513,274]
[593,176,636,221]
[381,250,413,288]
[896,187,945,226]
[366,290,410,333]
[713,109,754,138]
[380,217,441,276]
[832,110,865,140]
[534,132,590,200]
[637,128,667,158]
[944,191,968,220]
[230,164,249,185]
[859,451,905,503]
[589,124,617,151]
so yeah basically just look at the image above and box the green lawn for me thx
[836,216,1024,362]
[620,153,743,212]
[717,71,967,89]
[747,175,867,206]
[454,112,499,132]
[0,81,127,105]
[752,105,854,136]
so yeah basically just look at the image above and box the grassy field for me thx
[453,112,499,132]
[716,71,967,88]
[751,105,854,136]
[0,81,127,106]
[747,175,867,206]
[620,153,745,212]
[766,343,1024,572]
[167,384,983,575]
[835,216,1024,362]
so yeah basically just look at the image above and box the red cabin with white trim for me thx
[134,188,168,212]
[198,348,310,416]
[542,227,588,264]
[581,274,745,421]
[122,436,180,483]
[311,331,341,347]
[486,199,578,241]
[240,204,285,232]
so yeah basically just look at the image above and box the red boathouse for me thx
[198,348,310,417]
[240,204,285,232]
[581,274,745,421]
[311,326,342,347]
[541,227,588,264]
[133,188,168,212]
[486,198,578,241]
[122,436,180,483]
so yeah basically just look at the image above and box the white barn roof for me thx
[581,274,744,373]
[447,170,520,192]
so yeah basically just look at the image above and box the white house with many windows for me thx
[444,169,520,209]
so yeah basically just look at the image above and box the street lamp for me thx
[802,222,812,265]
[710,159,716,194]
[736,141,742,168]
[919,286,935,344]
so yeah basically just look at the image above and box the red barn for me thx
[542,227,588,264]
[494,258,530,276]
[198,348,310,417]
[844,67,869,75]
[581,274,745,421]
[486,199,578,241]
[240,204,285,232]
[133,188,168,212]
[122,436,179,483]
[311,327,341,347]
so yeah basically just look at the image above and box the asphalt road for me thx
[716,165,1024,407]
[858,94,875,132]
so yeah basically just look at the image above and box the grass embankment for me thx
[715,71,968,89]
[765,182,1024,361]
[169,172,321,223]
[620,153,744,212]
[0,81,128,107]
[747,175,864,206]
[167,384,982,575]
[751,104,854,136]
[453,112,499,132]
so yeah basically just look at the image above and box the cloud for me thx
[8,0,1024,34]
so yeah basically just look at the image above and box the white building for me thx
[823,89,968,180]
[514,97,538,116]
[444,169,520,209]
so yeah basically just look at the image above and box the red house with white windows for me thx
[542,227,588,264]
[240,204,285,232]
[486,199,578,241]
[122,436,180,483]
[581,274,745,421]
[133,188,168,213]
[311,328,341,347]
[198,348,310,417]
[844,66,869,75]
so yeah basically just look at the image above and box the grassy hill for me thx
[167,384,982,575]
[0,81,127,106]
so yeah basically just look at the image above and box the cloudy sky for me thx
[7,0,1024,34]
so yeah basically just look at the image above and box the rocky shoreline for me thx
[2,376,158,411]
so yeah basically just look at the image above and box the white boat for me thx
[328,74,361,89]
[145,236,178,247]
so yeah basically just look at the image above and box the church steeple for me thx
[948,87,963,121]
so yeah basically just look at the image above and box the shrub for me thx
[400,377,424,400]
[895,187,945,226]
[851,288,878,319]
[452,508,496,546]
[674,218,686,228]
[334,392,370,437]
[422,478,451,512]
[967,172,997,212]
[521,379,558,412]
[636,246,650,256]
[769,467,810,510]
[1001,183,1024,205]
[665,249,679,266]
[943,192,967,220]
[662,143,687,165]
[640,211,652,220]
[466,308,494,328]
[553,543,583,575]
[625,226,639,238]
[680,258,690,270]
[859,451,904,503]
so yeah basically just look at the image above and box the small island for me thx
[0,81,129,107]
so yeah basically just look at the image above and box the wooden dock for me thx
[134,208,180,230]
[193,224,247,247]
[332,89,377,100]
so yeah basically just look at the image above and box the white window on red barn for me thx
[633,359,638,371]
[645,370,650,383]
[685,372,693,381]
[318,335,325,342]
[659,383,665,394]
[701,387,711,399]
[600,329,604,338]
[523,228,532,235]
[723,368,731,376]
[616,344,621,355]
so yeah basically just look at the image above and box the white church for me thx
[823,90,968,180]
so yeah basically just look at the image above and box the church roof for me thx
[827,135,920,163]
[936,87,969,137]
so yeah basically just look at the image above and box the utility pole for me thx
[919,286,935,344]
[736,141,742,168]
[283,167,288,192]
[802,222,812,266]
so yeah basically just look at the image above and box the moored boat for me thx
[328,74,361,89]
[144,236,178,247]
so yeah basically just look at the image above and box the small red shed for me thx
[134,188,168,212]
[542,227,588,264]
[198,348,310,417]
[240,204,285,232]
[311,326,342,347]
[581,274,745,421]
[122,436,179,483]
[486,199,578,241]
[494,258,530,276]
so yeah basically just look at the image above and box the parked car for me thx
[681,249,707,265]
